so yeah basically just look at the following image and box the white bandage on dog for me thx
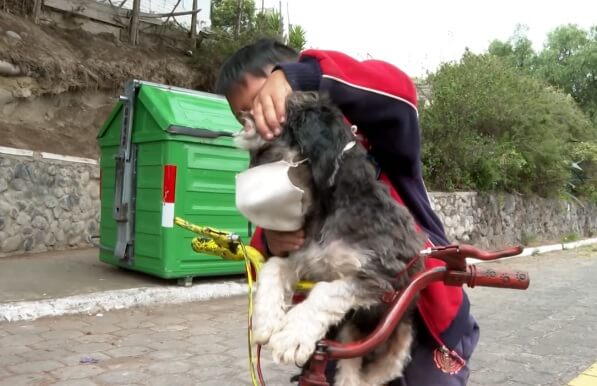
[235,158,308,232]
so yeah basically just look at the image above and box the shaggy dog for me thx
[234,91,426,386]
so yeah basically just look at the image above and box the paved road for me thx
[0,246,596,386]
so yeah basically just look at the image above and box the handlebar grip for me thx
[468,265,530,290]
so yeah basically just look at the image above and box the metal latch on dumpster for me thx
[112,80,139,264]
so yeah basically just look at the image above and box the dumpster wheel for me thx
[177,276,193,287]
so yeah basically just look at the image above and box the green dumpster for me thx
[97,80,250,284]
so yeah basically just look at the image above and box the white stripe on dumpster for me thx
[161,202,175,228]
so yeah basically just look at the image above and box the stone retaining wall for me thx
[430,192,596,249]
[0,151,99,256]
[0,150,595,256]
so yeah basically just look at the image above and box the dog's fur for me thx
[234,92,426,386]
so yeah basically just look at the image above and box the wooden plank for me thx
[43,0,163,27]
[140,8,201,18]
[44,0,127,27]
[190,0,198,48]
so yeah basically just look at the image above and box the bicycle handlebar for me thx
[421,244,524,270]
[322,244,529,359]
[465,264,529,289]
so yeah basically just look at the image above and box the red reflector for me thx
[163,165,177,203]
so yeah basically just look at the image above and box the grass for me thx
[561,232,581,243]
[520,231,537,247]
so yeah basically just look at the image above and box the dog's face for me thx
[234,92,357,222]
[233,112,301,167]
[234,91,357,188]
[233,94,316,218]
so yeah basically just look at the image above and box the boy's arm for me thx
[275,50,422,177]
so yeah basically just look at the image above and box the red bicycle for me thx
[175,218,530,386]
[296,244,530,386]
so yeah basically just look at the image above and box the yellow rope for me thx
[239,240,260,386]
[175,217,259,385]
[174,216,314,385]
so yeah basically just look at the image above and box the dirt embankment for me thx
[0,12,201,158]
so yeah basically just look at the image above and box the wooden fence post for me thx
[32,0,43,24]
[190,0,198,48]
[129,0,141,45]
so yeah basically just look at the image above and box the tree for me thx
[536,24,597,123]
[254,9,284,39]
[211,0,256,35]
[488,24,536,72]
[488,24,597,124]
[488,39,513,57]
[190,0,308,92]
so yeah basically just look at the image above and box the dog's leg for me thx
[252,257,298,345]
[335,325,366,386]
[360,320,414,385]
[268,277,373,366]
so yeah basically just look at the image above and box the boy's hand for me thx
[264,229,305,257]
[251,70,292,140]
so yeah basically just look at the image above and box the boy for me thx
[216,38,479,386]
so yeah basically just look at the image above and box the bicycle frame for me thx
[175,217,530,386]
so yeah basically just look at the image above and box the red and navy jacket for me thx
[249,49,472,353]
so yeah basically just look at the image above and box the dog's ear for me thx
[233,113,266,151]
[286,93,353,188]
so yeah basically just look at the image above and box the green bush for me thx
[568,141,597,202]
[420,52,596,199]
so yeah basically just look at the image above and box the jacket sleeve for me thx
[249,226,268,255]
[246,226,269,281]
[275,50,422,177]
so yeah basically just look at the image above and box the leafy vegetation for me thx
[420,24,597,202]
[191,0,307,92]
[489,24,597,125]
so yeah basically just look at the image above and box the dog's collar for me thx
[327,141,358,187]
[342,141,356,153]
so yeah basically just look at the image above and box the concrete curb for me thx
[1,238,596,323]
[0,281,247,323]
[466,237,597,264]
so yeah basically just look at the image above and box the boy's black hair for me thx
[215,38,299,96]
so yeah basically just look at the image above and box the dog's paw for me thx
[252,315,284,345]
[252,301,286,345]
[268,309,324,366]
[269,322,318,366]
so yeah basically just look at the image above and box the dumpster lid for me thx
[97,81,240,139]
[97,101,123,139]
